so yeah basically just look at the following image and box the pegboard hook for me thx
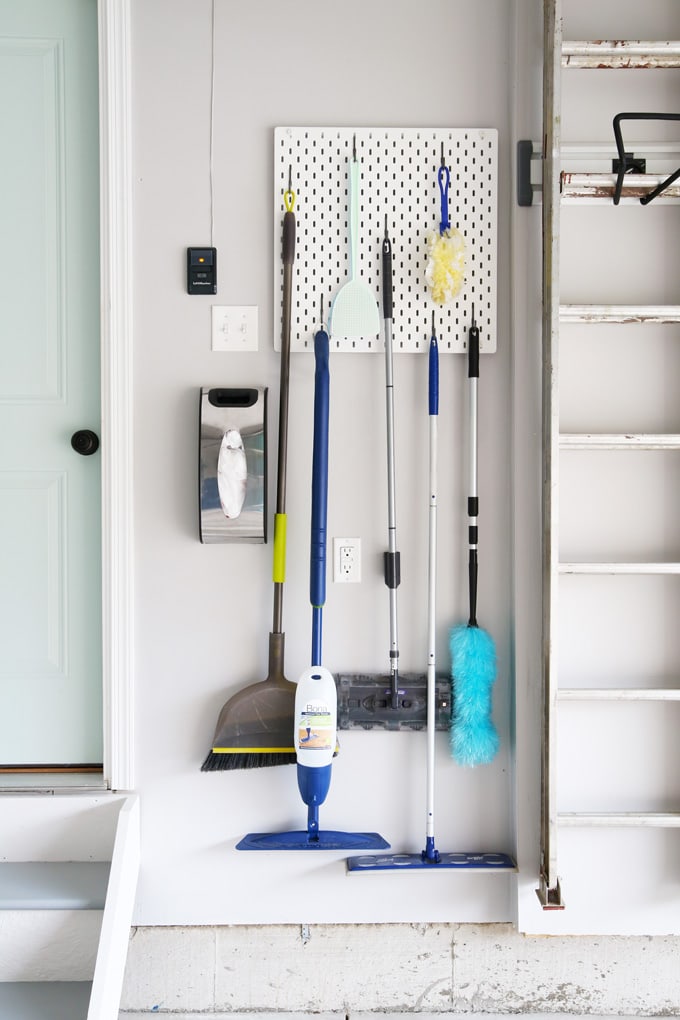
[437,144,451,235]
[284,165,296,212]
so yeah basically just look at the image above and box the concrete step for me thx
[0,793,139,1019]
[0,981,92,1019]
[0,861,110,909]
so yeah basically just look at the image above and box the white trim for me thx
[89,795,140,1019]
[98,0,134,791]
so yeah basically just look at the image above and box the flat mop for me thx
[347,318,513,873]
[335,222,452,734]
[237,306,389,852]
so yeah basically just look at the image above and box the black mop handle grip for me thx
[382,235,393,320]
[468,550,478,628]
[468,322,480,378]
[384,551,400,589]
[282,210,296,266]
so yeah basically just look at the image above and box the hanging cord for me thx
[209,0,216,245]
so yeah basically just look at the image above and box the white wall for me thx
[130,0,680,953]
[132,0,517,927]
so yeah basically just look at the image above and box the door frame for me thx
[99,0,134,791]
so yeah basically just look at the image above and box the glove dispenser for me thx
[199,387,267,543]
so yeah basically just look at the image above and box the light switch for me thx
[211,306,258,352]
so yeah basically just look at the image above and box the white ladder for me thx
[538,0,680,909]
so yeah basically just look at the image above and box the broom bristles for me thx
[450,623,499,767]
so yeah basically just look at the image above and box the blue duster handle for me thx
[429,318,439,416]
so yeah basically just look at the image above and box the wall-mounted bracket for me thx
[517,140,542,206]
[612,152,646,176]
[536,874,565,910]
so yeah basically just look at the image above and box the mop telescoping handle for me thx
[310,322,330,667]
[423,317,440,863]
[467,310,480,628]
[382,220,400,707]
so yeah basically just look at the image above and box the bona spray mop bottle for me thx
[294,665,336,841]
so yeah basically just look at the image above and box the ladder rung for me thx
[560,434,680,450]
[560,304,680,324]
[559,562,680,575]
[561,173,680,202]
[562,40,680,69]
[561,142,680,161]
[558,812,680,827]
[558,688,680,701]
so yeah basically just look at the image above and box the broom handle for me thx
[468,313,480,629]
[273,192,295,635]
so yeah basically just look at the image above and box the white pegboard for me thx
[274,126,497,354]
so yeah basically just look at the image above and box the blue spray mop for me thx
[450,309,499,766]
[348,317,513,873]
[237,306,389,852]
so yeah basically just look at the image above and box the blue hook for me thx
[438,162,450,235]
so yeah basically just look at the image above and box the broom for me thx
[201,173,298,771]
[450,308,499,766]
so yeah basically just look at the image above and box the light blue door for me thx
[0,0,102,766]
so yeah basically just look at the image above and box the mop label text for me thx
[297,704,333,751]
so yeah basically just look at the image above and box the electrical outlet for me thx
[212,305,258,352]
[333,537,361,583]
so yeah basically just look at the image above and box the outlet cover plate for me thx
[333,537,361,583]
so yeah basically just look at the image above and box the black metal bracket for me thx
[517,139,536,206]
[613,112,680,205]
[612,152,646,176]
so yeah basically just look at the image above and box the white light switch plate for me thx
[212,305,258,352]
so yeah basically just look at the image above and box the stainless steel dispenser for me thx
[199,387,267,543]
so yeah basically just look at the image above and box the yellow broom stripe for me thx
[273,513,287,583]
[212,747,295,754]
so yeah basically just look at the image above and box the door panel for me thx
[0,0,101,766]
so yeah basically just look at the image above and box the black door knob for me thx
[71,429,100,456]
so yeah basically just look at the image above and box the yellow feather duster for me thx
[425,227,466,305]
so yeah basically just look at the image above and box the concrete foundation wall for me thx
[120,924,680,1015]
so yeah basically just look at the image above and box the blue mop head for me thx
[450,623,499,766]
